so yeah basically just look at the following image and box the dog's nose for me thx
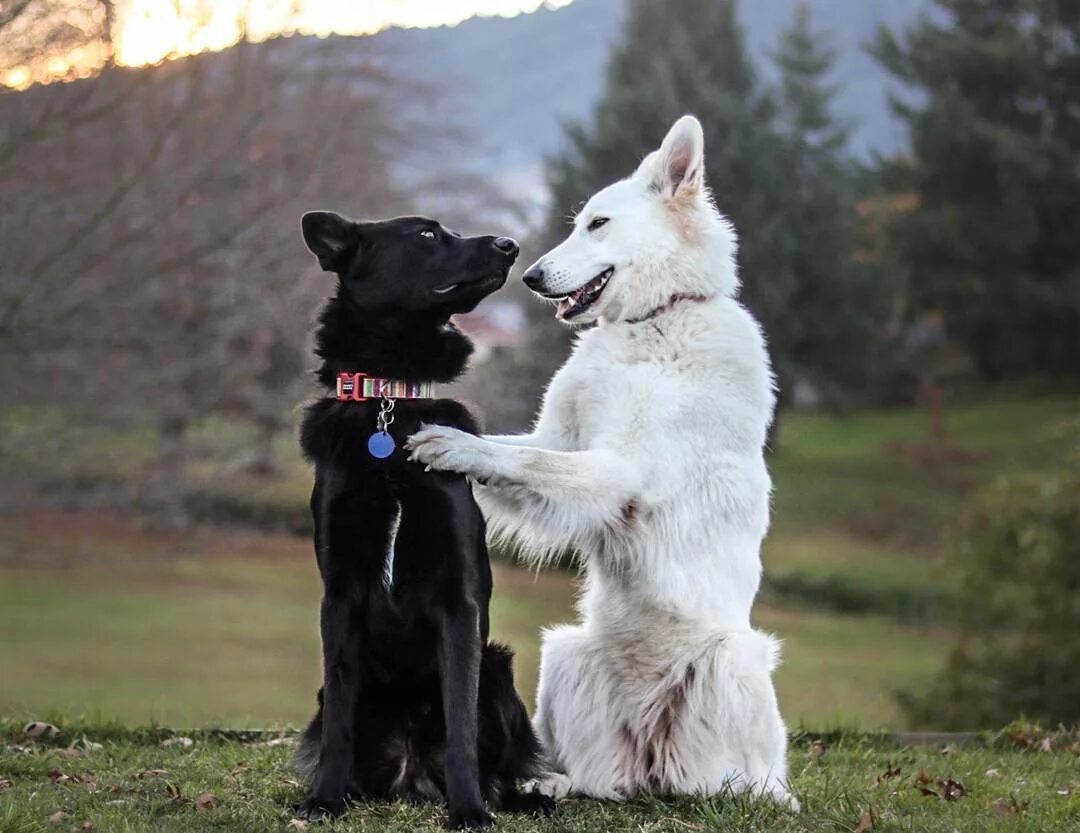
[522,264,545,290]
[492,237,519,258]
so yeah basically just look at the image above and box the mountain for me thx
[359,0,930,198]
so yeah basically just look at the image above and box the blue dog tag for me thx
[367,431,395,459]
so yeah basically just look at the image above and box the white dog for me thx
[407,115,793,807]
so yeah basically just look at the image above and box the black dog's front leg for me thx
[396,468,492,829]
[437,598,490,829]
[299,590,360,820]
[298,467,388,821]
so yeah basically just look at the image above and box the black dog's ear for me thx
[301,211,359,272]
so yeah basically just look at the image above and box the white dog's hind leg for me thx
[666,629,793,808]
[533,625,631,801]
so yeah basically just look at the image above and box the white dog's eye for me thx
[419,229,437,240]
[587,216,610,232]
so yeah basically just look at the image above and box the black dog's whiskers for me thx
[291,211,553,829]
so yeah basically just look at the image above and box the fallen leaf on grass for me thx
[24,722,60,739]
[195,792,218,811]
[808,739,828,759]
[854,810,874,832]
[165,782,183,804]
[136,769,170,779]
[48,811,70,825]
[1057,788,1073,796]
[875,764,902,785]
[286,821,308,831]
[914,772,966,800]
[939,779,967,801]
[161,737,193,749]
[0,777,11,793]
[985,768,1000,777]
[46,769,94,789]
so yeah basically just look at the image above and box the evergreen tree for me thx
[542,0,886,425]
[771,4,894,405]
[872,0,1080,380]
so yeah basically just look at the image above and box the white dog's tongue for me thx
[555,297,576,320]
[555,277,600,320]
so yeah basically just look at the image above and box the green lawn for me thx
[769,393,1078,545]
[1,721,1077,833]
[0,517,944,729]
[1,393,1076,731]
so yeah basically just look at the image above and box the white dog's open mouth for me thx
[554,267,613,321]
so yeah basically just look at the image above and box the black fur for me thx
[293,212,552,829]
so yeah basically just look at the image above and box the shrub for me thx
[900,432,1080,729]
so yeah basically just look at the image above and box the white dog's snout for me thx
[523,260,547,291]
[523,260,582,296]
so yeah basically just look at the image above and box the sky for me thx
[3,0,575,88]
[117,0,574,65]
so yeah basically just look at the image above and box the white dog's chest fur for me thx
[536,298,775,632]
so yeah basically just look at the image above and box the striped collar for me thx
[335,372,434,402]
[625,292,712,325]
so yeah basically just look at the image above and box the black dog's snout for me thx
[492,237,519,258]
[522,265,545,290]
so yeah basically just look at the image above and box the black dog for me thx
[294,211,552,829]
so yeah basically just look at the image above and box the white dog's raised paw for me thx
[405,425,491,478]
[522,773,573,801]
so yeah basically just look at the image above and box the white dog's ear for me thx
[650,115,705,198]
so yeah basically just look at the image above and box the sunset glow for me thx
[2,0,575,89]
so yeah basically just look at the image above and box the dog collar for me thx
[625,293,712,325]
[335,372,434,402]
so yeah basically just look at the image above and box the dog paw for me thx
[500,786,559,817]
[406,425,491,479]
[446,806,494,830]
[528,793,559,817]
[523,772,572,801]
[291,795,345,822]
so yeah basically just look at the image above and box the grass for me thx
[1,721,1078,833]
[761,393,1078,618]
[0,393,1076,733]
[769,393,1077,545]
[5,393,1075,616]
[0,514,945,729]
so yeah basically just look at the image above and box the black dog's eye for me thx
[587,216,610,232]
[419,229,437,240]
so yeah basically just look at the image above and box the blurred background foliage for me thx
[1,0,1078,730]
[900,420,1080,729]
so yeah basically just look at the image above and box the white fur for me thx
[407,115,793,807]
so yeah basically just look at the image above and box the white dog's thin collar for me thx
[625,293,712,325]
